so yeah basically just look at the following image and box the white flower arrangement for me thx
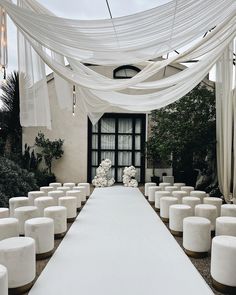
[92,159,115,188]
[122,166,138,187]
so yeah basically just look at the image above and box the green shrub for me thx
[34,170,56,187]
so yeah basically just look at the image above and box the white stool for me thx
[211,236,236,293]
[34,197,55,216]
[172,191,188,204]
[0,237,35,293]
[216,217,236,237]
[48,190,64,205]
[49,182,62,189]
[182,196,201,215]
[221,204,236,217]
[169,204,192,236]
[174,183,186,190]
[160,197,178,223]
[44,206,67,239]
[148,186,162,203]
[59,197,77,222]
[25,217,54,260]
[183,216,211,258]
[181,186,194,195]
[40,186,54,195]
[195,204,217,231]
[28,191,45,206]
[165,186,178,195]
[144,183,156,196]
[9,197,29,217]
[57,186,70,195]
[190,190,207,203]
[0,218,19,241]
[159,182,171,191]
[63,183,75,190]
[154,191,171,211]
[0,208,9,218]
[163,176,174,185]
[78,183,90,197]
[66,190,82,210]
[73,186,86,203]
[203,197,222,216]
[14,206,39,235]
[0,264,7,295]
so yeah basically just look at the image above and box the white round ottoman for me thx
[0,208,9,219]
[63,183,75,190]
[211,236,236,293]
[0,237,35,293]
[163,176,174,185]
[190,190,207,203]
[0,264,7,295]
[174,183,186,190]
[9,197,29,217]
[66,190,82,210]
[25,217,54,260]
[34,197,55,216]
[144,182,156,196]
[78,183,90,197]
[73,186,86,203]
[203,197,222,216]
[40,186,54,195]
[159,182,171,191]
[169,204,192,236]
[0,218,19,241]
[49,182,62,189]
[154,191,171,211]
[181,186,194,194]
[165,186,178,195]
[14,206,39,235]
[59,197,77,222]
[216,217,236,237]
[183,216,211,258]
[57,186,70,195]
[148,186,162,203]
[182,196,201,215]
[221,204,236,217]
[44,206,67,239]
[160,197,178,223]
[48,190,64,205]
[195,204,217,231]
[28,191,45,206]
[172,191,188,204]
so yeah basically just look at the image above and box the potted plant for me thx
[146,137,160,185]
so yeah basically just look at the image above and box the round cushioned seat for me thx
[0,237,36,293]
[63,183,76,190]
[0,208,9,219]
[221,204,236,217]
[172,191,188,204]
[73,186,87,203]
[44,206,67,239]
[57,186,70,195]
[154,191,171,211]
[25,217,54,260]
[59,197,77,222]
[169,204,192,236]
[40,186,54,195]
[48,190,64,205]
[182,196,201,215]
[144,183,156,196]
[190,190,207,203]
[203,197,222,216]
[183,216,211,258]
[49,182,62,189]
[195,204,217,231]
[174,183,186,190]
[159,182,171,191]
[181,186,194,195]
[28,191,45,206]
[160,197,178,223]
[9,197,29,217]
[148,186,162,203]
[14,206,39,235]
[216,217,236,237]
[66,190,82,210]
[164,186,178,195]
[0,218,19,241]
[211,236,236,293]
[34,197,55,216]
[78,183,90,197]
[163,176,174,186]
[0,264,8,295]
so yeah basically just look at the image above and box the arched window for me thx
[113,65,141,79]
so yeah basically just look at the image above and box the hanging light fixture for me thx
[72,85,76,116]
[0,6,8,84]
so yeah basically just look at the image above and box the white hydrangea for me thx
[122,166,138,187]
[92,159,115,188]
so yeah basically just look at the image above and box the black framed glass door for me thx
[88,113,146,183]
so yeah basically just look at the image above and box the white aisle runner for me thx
[29,186,213,295]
